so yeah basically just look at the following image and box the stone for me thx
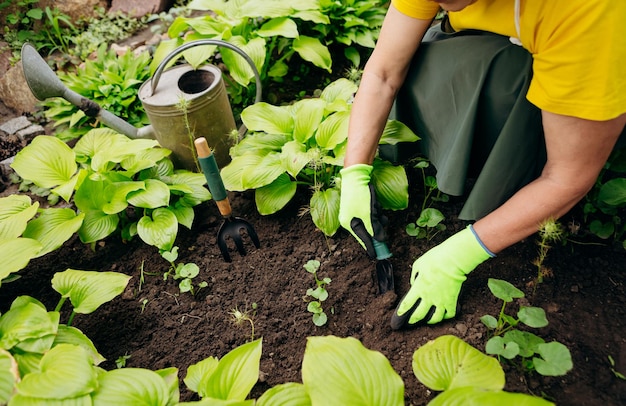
[38,0,106,22]
[0,62,39,114]
[17,124,46,142]
[109,0,173,18]
[0,116,32,135]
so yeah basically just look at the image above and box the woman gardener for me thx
[338,0,626,329]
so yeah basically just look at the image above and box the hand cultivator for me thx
[195,137,260,262]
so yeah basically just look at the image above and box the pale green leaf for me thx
[77,210,119,244]
[241,103,294,135]
[0,350,16,404]
[429,386,555,406]
[221,36,266,86]
[320,78,358,104]
[380,120,420,145]
[23,208,85,257]
[0,301,55,351]
[310,188,340,236]
[290,98,326,143]
[127,179,171,209]
[54,325,106,365]
[230,133,288,158]
[258,17,298,38]
[91,368,171,406]
[0,195,39,239]
[241,153,284,189]
[280,141,313,178]
[315,111,350,150]
[11,136,77,190]
[413,335,505,392]
[302,336,404,406]
[371,159,409,210]
[169,205,195,229]
[198,339,262,401]
[102,181,145,214]
[184,356,219,394]
[16,344,97,399]
[255,174,297,215]
[137,208,178,251]
[0,238,42,281]
[293,35,332,72]
[51,269,131,314]
[256,382,311,406]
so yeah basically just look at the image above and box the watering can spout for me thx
[21,43,142,139]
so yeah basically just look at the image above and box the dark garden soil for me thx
[1,38,626,406]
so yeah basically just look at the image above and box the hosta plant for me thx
[10,129,211,252]
[221,78,418,236]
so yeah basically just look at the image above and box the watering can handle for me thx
[149,39,262,106]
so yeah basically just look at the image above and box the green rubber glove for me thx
[339,164,386,258]
[390,225,494,329]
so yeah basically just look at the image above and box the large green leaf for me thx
[23,208,84,257]
[221,36,266,86]
[101,181,145,214]
[413,335,505,392]
[0,301,56,351]
[184,356,219,394]
[230,133,288,158]
[241,103,294,135]
[280,141,313,178]
[310,188,340,236]
[429,386,555,406]
[0,195,39,239]
[371,160,408,210]
[11,136,78,201]
[77,210,119,244]
[197,339,262,401]
[258,17,298,38]
[293,35,332,72]
[316,111,350,150]
[302,336,404,406]
[380,120,420,145]
[255,174,298,215]
[54,325,106,365]
[51,269,131,314]
[0,350,16,404]
[137,208,178,251]
[241,153,284,190]
[290,98,326,143]
[15,344,97,400]
[91,368,172,406]
[0,238,42,281]
[320,78,358,105]
[127,179,171,209]
[256,382,311,406]
[598,178,626,207]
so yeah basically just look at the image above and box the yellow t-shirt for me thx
[391,0,626,121]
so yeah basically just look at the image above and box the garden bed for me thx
[0,119,625,404]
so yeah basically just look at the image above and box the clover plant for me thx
[304,259,331,326]
[221,78,417,236]
[413,335,554,405]
[480,278,573,377]
[10,129,211,252]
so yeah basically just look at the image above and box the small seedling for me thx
[532,218,564,290]
[480,278,573,377]
[405,158,447,241]
[115,353,131,369]
[229,303,257,342]
[140,298,148,313]
[608,355,626,380]
[304,259,331,327]
[161,246,208,295]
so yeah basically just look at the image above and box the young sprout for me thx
[533,218,565,289]
[229,304,257,342]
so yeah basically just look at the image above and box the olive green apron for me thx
[382,24,626,220]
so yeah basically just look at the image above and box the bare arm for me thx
[474,111,626,253]
[343,5,433,167]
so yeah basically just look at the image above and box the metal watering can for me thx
[21,40,262,170]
